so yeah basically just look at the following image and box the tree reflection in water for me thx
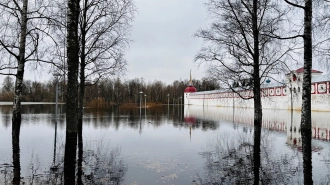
[82,141,127,184]
[197,132,302,185]
[12,119,21,185]
[1,136,126,184]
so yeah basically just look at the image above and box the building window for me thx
[293,74,297,81]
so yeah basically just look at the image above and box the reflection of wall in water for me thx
[184,106,286,131]
[286,111,330,149]
[184,105,330,147]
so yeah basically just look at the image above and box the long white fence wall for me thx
[185,83,330,111]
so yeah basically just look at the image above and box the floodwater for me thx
[1,103,330,184]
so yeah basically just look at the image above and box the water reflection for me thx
[197,132,300,184]
[81,106,219,133]
[0,104,128,184]
[1,131,126,184]
[185,105,330,146]
[12,119,21,185]
[185,105,330,184]
[2,104,330,184]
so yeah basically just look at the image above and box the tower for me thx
[184,70,197,105]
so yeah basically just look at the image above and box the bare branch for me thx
[283,0,305,9]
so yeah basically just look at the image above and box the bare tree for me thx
[313,1,330,72]
[0,1,54,184]
[0,0,58,123]
[78,0,135,124]
[281,0,313,184]
[195,0,290,183]
[63,0,80,184]
[2,76,14,92]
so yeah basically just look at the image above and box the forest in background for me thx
[0,75,219,106]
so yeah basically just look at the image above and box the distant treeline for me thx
[0,76,219,105]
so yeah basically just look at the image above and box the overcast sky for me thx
[125,0,209,84]
[5,0,208,84]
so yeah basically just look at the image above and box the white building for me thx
[184,68,330,111]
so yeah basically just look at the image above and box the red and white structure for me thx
[184,68,330,111]
[183,71,197,105]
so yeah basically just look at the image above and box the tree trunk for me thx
[77,4,87,183]
[12,0,28,124]
[77,2,87,183]
[12,120,21,185]
[301,0,313,184]
[252,0,262,184]
[64,0,80,184]
[78,0,87,143]
[77,120,83,185]
[11,2,28,183]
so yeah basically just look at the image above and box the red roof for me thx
[184,86,197,93]
[295,67,323,74]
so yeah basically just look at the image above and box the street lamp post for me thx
[53,73,62,120]
[55,76,58,118]
[167,94,169,104]
[167,94,170,112]
[140,91,143,116]
[51,73,61,171]
[144,94,147,109]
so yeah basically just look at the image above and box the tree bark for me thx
[77,4,87,183]
[301,0,313,184]
[11,3,28,183]
[12,0,28,124]
[77,119,83,185]
[252,0,262,184]
[78,0,87,145]
[64,0,80,184]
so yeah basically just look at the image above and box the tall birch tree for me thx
[0,0,52,123]
[195,0,289,183]
[64,0,80,184]
[0,1,54,184]
[282,0,313,184]
[78,0,135,127]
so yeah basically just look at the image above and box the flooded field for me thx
[1,104,330,184]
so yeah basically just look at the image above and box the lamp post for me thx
[51,73,61,171]
[167,94,170,115]
[139,91,143,116]
[144,94,147,120]
[53,73,61,120]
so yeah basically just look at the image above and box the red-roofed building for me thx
[294,67,323,74]
[286,67,323,83]
[184,71,197,105]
